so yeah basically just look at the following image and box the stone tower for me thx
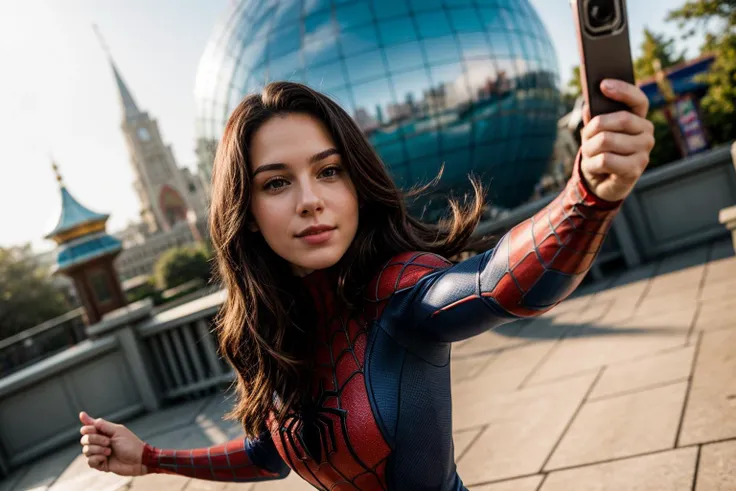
[95,26,204,234]
[46,162,127,324]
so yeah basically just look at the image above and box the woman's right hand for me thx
[78,411,147,476]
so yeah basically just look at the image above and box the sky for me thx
[0,0,702,252]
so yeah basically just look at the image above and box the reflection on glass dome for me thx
[195,0,561,212]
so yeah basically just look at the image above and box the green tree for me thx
[153,245,213,290]
[668,0,736,143]
[568,66,582,97]
[634,28,685,81]
[0,245,71,340]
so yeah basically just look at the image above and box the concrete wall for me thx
[474,142,736,273]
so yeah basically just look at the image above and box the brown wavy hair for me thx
[209,81,488,437]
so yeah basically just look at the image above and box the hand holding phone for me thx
[570,0,655,203]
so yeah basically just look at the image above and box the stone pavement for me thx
[2,239,735,491]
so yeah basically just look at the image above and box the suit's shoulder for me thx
[365,252,452,303]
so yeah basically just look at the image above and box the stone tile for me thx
[127,397,214,441]
[545,382,687,470]
[452,356,493,384]
[700,276,736,303]
[696,440,736,491]
[455,372,597,484]
[589,346,695,400]
[47,470,130,491]
[251,473,313,490]
[680,328,736,446]
[470,475,543,491]
[694,297,736,332]
[451,325,527,359]
[127,473,190,491]
[636,291,699,318]
[541,447,697,491]
[454,426,485,459]
[527,309,692,385]
[184,477,252,490]
[464,340,558,393]
[9,442,79,491]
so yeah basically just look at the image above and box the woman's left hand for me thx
[580,79,656,203]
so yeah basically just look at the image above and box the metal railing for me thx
[0,308,86,378]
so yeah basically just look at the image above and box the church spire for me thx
[93,24,141,122]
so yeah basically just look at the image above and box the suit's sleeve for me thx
[384,154,622,343]
[141,429,290,482]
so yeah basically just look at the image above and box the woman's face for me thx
[249,112,359,276]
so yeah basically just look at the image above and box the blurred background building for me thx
[193,0,564,217]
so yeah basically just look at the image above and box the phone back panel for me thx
[572,0,636,117]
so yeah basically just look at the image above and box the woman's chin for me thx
[290,247,344,273]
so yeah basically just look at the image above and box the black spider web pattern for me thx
[277,278,390,491]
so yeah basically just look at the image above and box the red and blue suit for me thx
[141,159,621,490]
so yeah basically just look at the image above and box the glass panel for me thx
[268,50,302,81]
[405,127,439,159]
[384,41,425,73]
[374,140,407,165]
[340,24,380,57]
[305,9,334,44]
[304,34,340,66]
[268,24,301,60]
[272,0,302,31]
[390,68,432,115]
[479,7,505,31]
[325,85,356,115]
[306,59,347,90]
[372,0,410,20]
[457,32,490,60]
[240,38,267,69]
[345,49,387,84]
[444,0,473,6]
[378,17,417,46]
[415,10,452,38]
[409,0,443,12]
[351,77,394,127]
[448,8,483,33]
[303,0,331,16]
[231,58,249,90]
[228,86,245,114]
[440,121,472,151]
[336,2,374,30]
[420,36,461,64]
[488,31,512,57]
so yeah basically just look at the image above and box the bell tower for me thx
[94,25,201,234]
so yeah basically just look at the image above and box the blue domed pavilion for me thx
[46,162,126,324]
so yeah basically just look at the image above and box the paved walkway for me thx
[2,239,735,491]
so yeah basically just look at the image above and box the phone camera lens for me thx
[587,0,616,29]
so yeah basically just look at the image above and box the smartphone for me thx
[571,0,636,117]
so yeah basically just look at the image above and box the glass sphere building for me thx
[195,0,561,211]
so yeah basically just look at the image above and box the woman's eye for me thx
[319,166,342,178]
[264,178,288,191]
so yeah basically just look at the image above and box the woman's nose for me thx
[297,184,324,216]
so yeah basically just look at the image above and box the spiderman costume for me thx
[141,157,622,490]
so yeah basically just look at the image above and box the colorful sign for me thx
[673,95,708,155]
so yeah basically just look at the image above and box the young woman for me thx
[79,79,654,490]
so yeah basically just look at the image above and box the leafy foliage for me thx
[153,245,213,291]
[633,29,685,81]
[0,246,71,340]
[668,0,736,144]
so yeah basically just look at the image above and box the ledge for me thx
[86,298,154,338]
